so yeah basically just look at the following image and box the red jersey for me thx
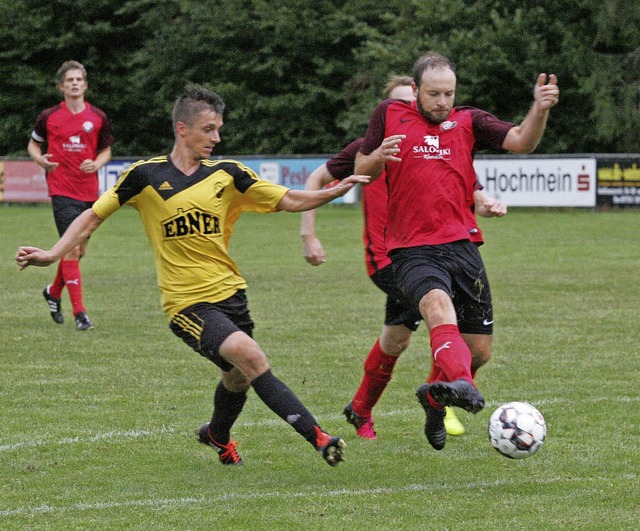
[360,100,512,251]
[327,138,391,276]
[32,101,114,202]
[327,136,486,276]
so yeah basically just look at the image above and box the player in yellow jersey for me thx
[17,84,369,467]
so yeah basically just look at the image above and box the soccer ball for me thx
[488,402,546,459]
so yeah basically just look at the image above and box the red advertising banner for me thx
[3,161,50,203]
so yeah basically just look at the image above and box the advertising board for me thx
[474,157,596,207]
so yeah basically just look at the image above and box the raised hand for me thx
[533,73,559,111]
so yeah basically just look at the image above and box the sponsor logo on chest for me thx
[410,121,457,160]
[162,207,221,239]
[412,135,451,160]
[62,134,87,153]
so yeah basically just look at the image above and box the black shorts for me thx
[370,264,421,331]
[169,290,254,372]
[390,241,493,335]
[51,195,95,237]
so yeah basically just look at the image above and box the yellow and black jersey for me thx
[92,156,289,317]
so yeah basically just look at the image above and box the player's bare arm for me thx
[300,163,336,266]
[278,174,369,212]
[502,74,559,154]
[27,139,59,171]
[16,209,104,270]
[354,134,405,179]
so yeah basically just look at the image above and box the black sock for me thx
[251,369,319,445]
[209,381,248,445]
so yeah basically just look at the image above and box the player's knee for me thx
[380,325,412,357]
[379,336,409,357]
[420,289,455,327]
[220,333,270,380]
[237,347,270,379]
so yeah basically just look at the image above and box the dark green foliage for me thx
[0,0,638,157]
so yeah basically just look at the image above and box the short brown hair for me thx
[172,83,225,129]
[384,75,413,98]
[55,60,87,86]
[413,52,455,87]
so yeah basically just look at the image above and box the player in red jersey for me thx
[355,52,558,450]
[302,76,506,441]
[28,60,114,330]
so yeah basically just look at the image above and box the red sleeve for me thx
[90,105,115,152]
[32,105,60,143]
[326,138,362,180]
[459,106,514,152]
[359,100,395,155]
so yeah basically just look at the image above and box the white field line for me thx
[1,395,638,453]
[1,474,637,518]
[0,426,176,452]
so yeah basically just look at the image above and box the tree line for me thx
[1,0,638,158]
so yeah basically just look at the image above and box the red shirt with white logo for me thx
[360,100,512,251]
[32,101,114,201]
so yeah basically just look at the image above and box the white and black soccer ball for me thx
[488,402,546,459]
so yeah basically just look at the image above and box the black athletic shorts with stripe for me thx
[370,264,421,331]
[51,195,95,237]
[390,240,493,335]
[169,290,254,372]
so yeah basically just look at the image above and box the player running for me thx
[28,60,114,330]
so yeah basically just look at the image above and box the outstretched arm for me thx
[300,163,335,265]
[16,209,104,270]
[278,174,369,213]
[502,73,559,154]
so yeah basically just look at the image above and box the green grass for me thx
[1,204,638,530]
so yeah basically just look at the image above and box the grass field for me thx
[1,204,638,530]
